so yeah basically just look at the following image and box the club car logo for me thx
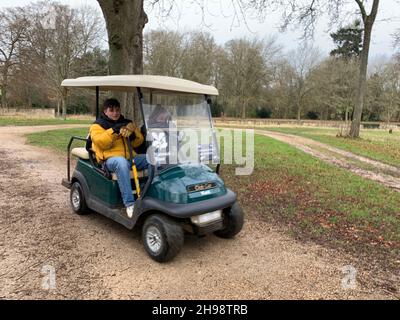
[187,182,216,193]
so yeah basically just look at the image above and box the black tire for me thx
[142,214,184,263]
[214,202,244,239]
[70,181,89,215]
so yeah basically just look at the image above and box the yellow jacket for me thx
[89,123,144,162]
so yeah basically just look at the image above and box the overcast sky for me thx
[1,0,399,61]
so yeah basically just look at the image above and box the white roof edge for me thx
[61,75,218,96]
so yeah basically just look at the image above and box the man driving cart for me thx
[90,98,149,218]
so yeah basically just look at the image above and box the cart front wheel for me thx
[142,214,184,262]
[214,202,244,239]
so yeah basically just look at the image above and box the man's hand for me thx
[120,127,131,138]
[120,122,137,138]
[112,122,126,134]
[125,122,136,132]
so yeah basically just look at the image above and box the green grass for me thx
[26,127,89,153]
[220,132,400,269]
[26,127,400,270]
[263,126,400,168]
[0,116,92,126]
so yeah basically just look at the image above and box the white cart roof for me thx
[61,75,218,96]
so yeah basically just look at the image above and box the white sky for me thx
[1,0,399,61]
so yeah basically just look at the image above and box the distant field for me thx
[263,127,400,168]
[0,116,93,126]
[26,127,400,271]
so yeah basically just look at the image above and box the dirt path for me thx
[0,125,397,299]
[256,130,400,191]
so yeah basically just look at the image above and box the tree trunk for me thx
[61,88,67,120]
[97,0,148,124]
[1,85,7,108]
[387,98,393,124]
[350,0,380,138]
[296,98,301,121]
[56,99,61,118]
[61,97,66,120]
[1,72,8,108]
[241,98,246,119]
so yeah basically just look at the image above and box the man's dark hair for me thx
[103,98,120,111]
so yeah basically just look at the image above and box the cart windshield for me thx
[141,90,220,167]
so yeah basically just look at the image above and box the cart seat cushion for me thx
[71,147,89,160]
[111,169,148,180]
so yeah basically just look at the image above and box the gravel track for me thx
[0,125,396,299]
[256,130,400,191]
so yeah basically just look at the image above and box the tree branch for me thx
[354,0,367,22]
[369,0,380,24]
[0,48,7,60]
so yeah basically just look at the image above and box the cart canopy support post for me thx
[96,86,99,119]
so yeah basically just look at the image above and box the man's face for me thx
[104,106,121,121]
[156,111,169,123]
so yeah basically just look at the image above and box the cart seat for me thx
[71,147,148,178]
[71,147,89,160]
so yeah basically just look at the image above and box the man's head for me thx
[149,104,171,126]
[103,98,121,121]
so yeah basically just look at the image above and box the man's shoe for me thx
[126,204,135,218]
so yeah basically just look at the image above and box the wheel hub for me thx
[146,226,162,253]
[71,189,80,209]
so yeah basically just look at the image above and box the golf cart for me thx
[61,75,244,262]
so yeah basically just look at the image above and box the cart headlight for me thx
[191,210,222,226]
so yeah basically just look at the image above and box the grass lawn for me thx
[0,116,92,126]
[263,126,400,168]
[27,128,400,271]
[26,128,89,153]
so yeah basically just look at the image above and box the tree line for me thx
[145,28,400,123]
[1,1,399,124]
[0,2,104,117]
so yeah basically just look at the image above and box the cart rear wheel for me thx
[214,202,244,239]
[142,214,184,262]
[70,181,89,215]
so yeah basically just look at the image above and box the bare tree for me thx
[350,0,380,136]
[144,30,221,84]
[0,7,29,108]
[143,30,185,77]
[380,61,400,123]
[219,37,280,118]
[308,57,358,121]
[181,32,219,85]
[238,0,381,137]
[25,2,103,118]
[288,44,321,121]
[270,59,296,118]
